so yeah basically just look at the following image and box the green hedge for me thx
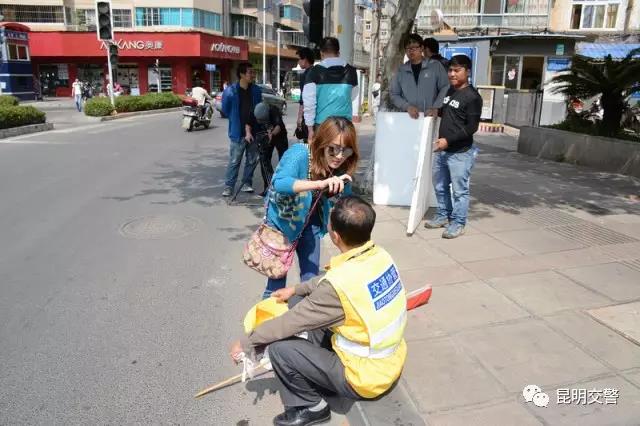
[84,97,115,117]
[0,105,46,130]
[0,95,19,107]
[85,92,182,116]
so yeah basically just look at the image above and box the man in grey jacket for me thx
[390,33,449,118]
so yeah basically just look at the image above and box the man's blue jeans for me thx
[224,138,259,189]
[263,223,321,299]
[432,147,478,226]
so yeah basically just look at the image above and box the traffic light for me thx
[109,43,118,70]
[303,0,323,47]
[96,1,113,41]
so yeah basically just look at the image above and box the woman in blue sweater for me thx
[263,116,359,298]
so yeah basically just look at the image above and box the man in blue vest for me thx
[221,63,263,197]
[302,37,359,142]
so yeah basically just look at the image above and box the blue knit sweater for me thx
[266,143,352,242]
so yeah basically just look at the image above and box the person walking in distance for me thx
[72,78,83,112]
[221,63,263,197]
[389,34,449,119]
[303,37,358,142]
[425,54,483,239]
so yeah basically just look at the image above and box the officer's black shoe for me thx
[273,406,331,426]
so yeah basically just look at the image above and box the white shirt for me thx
[191,86,211,106]
[72,81,82,97]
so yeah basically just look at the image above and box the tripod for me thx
[229,126,274,203]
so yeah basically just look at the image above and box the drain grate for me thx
[471,185,525,211]
[519,208,584,227]
[119,215,201,240]
[547,223,638,247]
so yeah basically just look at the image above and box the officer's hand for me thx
[433,138,449,152]
[426,108,439,117]
[272,287,295,303]
[229,340,244,364]
[407,106,420,119]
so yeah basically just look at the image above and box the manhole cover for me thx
[119,215,201,240]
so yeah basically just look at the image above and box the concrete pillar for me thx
[335,0,354,64]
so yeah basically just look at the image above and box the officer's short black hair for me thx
[404,33,423,48]
[330,196,376,246]
[320,37,340,54]
[423,37,439,54]
[236,62,253,79]
[297,47,315,63]
[449,54,472,70]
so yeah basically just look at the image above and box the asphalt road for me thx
[0,107,347,425]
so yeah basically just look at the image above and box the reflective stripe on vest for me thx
[334,334,400,359]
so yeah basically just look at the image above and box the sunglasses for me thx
[327,144,354,158]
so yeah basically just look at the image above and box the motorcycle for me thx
[181,97,213,132]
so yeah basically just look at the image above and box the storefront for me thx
[0,23,35,100]
[247,40,299,88]
[28,31,248,97]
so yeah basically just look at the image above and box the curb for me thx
[346,379,426,426]
[99,107,182,121]
[0,122,54,139]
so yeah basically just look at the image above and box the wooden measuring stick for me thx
[195,364,271,398]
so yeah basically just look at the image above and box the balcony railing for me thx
[416,13,548,30]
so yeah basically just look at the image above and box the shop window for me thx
[39,64,70,97]
[490,56,505,86]
[148,65,172,93]
[0,4,65,23]
[570,1,620,29]
[113,9,133,28]
[7,44,29,61]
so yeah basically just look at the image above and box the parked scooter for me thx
[182,97,213,132]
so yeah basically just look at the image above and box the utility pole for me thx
[335,0,354,63]
[367,0,382,111]
[262,0,267,84]
[106,42,115,106]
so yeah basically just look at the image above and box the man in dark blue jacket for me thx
[221,63,263,197]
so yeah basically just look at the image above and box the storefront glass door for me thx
[117,64,140,95]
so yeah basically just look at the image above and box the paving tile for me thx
[532,247,617,270]
[402,337,507,412]
[456,320,610,392]
[413,223,483,241]
[382,239,456,271]
[489,271,610,315]
[470,210,539,233]
[372,206,397,222]
[533,376,640,426]
[371,219,414,242]
[425,281,530,332]
[399,265,477,289]
[588,301,640,346]
[602,214,640,224]
[544,311,640,370]
[598,242,640,261]
[491,229,584,255]
[404,309,448,342]
[560,263,640,302]
[427,401,542,426]
[624,369,640,388]
[463,256,547,280]
[429,234,521,263]
[375,205,411,221]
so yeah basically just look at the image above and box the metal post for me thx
[277,29,281,93]
[156,59,161,93]
[106,41,115,106]
[262,0,267,84]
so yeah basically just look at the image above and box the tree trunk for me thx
[600,92,624,137]
[379,0,422,111]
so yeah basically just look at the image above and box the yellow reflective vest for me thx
[324,241,407,398]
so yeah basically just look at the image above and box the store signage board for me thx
[205,64,217,72]
[99,40,164,50]
[477,87,495,121]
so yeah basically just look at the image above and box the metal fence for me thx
[504,90,543,128]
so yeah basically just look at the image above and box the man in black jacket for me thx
[424,54,482,239]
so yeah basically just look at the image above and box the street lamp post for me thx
[262,0,267,84]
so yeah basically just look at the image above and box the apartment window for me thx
[7,44,29,61]
[365,21,371,30]
[570,1,619,29]
[280,5,302,21]
[75,9,96,26]
[0,4,64,23]
[380,30,388,37]
[113,9,132,28]
[135,8,180,26]
[232,14,258,37]
[232,0,241,7]
[244,0,258,8]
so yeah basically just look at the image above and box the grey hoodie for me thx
[389,58,449,112]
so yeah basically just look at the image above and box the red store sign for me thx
[29,31,248,60]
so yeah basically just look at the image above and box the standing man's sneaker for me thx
[240,183,254,193]
[424,216,449,229]
[442,223,465,239]
[222,187,233,197]
[273,405,331,426]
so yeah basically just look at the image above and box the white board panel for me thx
[407,117,438,234]
[373,112,424,206]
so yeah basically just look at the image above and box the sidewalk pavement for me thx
[24,97,102,130]
[344,117,640,425]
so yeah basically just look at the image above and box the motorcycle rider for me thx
[191,85,212,118]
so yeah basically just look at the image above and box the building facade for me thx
[549,0,640,36]
[1,1,307,97]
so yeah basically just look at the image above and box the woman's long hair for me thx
[309,116,359,180]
